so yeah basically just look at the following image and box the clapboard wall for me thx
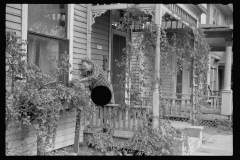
[72,4,88,79]
[6,4,89,155]
[6,108,82,155]
[91,11,110,68]
[6,4,22,37]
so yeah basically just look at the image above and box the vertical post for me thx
[108,10,112,81]
[190,58,194,124]
[152,4,162,129]
[68,4,74,81]
[74,110,81,153]
[221,38,233,115]
[87,4,92,58]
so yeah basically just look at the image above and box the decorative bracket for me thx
[140,8,155,22]
[91,10,107,26]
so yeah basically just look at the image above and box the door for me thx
[112,34,126,104]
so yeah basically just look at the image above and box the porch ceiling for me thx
[199,24,232,51]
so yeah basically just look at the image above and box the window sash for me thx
[28,4,68,39]
[27,32,69,87]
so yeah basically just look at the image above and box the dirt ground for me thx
[49,125,232,156]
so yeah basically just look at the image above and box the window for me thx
[200,13,207,24]
[213,8,219,25]
[27,4,69,86]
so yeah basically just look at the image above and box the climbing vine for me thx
[5,30,91,155]
[89,4,210,155]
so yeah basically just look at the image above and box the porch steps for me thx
[170,121,204,155]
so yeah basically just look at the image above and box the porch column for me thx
[221,38,232,115]
[152,4,162,129]
[87,4,92,58]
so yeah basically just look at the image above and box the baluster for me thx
[169,99,172,115]
[118,108,122,129]
[214,97,217,110]
[100,107,103,126]
[108,107,111,127]
[90,111,93,126]
[172,99,176,115]
[210,98,213,110]
[217,97,219,110]
[123,108,126,129]
[95,107,98,126]
[103,106,107,126]
[142,108,147,123]
[137,109,141,129]
[133,109,136,130]
[113,107,116,128]
[179,99,182,116]
[128,108,132,129]
[183,100,186,116]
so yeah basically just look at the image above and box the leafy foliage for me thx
[88,115,189,156]
[89,5,210,156]
[5,30,91,155]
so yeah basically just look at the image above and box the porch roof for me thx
[199,24,232,52]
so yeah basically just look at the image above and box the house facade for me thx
[198,4,233,116]
[6,4,206,155]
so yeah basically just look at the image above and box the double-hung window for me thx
[27,4,69,86]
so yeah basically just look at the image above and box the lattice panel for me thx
[196,120,217,127]
[162,116,220,128]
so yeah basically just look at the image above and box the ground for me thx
[47,124,232,156]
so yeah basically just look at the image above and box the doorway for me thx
[111,34,126,104]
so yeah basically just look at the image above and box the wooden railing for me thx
[160,93,222,118]
[201,95,221,110]
[85,104,152,131]
[161,93,192,118]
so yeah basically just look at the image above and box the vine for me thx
[5,30,91,155]
[89,4,210,155]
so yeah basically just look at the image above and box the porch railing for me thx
[85,104,152,131]
[159,93,222,118]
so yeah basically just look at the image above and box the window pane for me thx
[27,33,69,85]
[28,4,67,38]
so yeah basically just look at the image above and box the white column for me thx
[152,4,162,129]
[87,4,92,58]
[68,4,74,81]
[221,38,232,115]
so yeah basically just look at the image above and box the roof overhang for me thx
[199,24,233,51]
[215,4,233,18]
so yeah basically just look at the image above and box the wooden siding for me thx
[6,4,22,37]
[6,108,85,155]
[91,11,110,68]
[73,4,88,78]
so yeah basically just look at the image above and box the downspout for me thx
[152,4,162,129]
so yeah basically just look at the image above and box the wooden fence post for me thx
[73,109,81,154]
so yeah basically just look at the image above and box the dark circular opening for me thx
[91,86,112,106]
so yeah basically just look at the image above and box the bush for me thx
[87,113,189,156]
[5,30,91,155]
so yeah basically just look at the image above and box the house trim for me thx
[68,4,74,80]
[21,4,28,41]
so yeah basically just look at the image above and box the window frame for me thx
[26,4,71,87]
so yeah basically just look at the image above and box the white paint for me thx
[21,4,28,41]
[21,4,28,63]
[108,10,112,82]
[97,45,102,50]
[177,4,198,20]
[68,4,74,81]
